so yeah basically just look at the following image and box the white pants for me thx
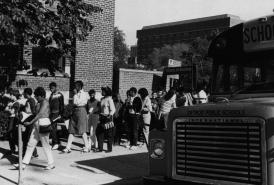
[162,112,169,128]
[142,113,151,145]
[89,115,99,148]
[23,125,54,165]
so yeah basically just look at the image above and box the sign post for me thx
[18,124,23,185]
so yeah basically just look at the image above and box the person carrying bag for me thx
[96,86,116,153]
[15,87,55,170]
[127,87,142,150]
[138,88,152,147]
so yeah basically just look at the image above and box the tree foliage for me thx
[147,43,190,70]
[0,0,103,56]
[147,34,218,83]
[113,26,129,69]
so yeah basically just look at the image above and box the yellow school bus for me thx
[144,14,274,185]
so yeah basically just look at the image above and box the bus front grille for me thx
[174,119,264,185]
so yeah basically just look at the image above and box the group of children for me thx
[1,82,64,158]
[0,81,209,160]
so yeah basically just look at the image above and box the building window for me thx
[0,45,20,67]
[32,47,65,75]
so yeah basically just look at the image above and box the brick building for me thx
[74,0,115,91]
[114,68,163,101]
[137,14,242,63]
[1,0,115,102]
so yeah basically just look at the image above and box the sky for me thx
[115,0,274,46]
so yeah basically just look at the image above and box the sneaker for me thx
[13,163,26,170]
[125,145,130,149]
[44,164,55,170]
[81,147,91,153]
[94,149,103,153]
[61,148,71,153]
[52,144,59,150]
[129,146,137,150]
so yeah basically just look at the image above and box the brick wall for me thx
[11,74,70,91]
[118,68,163,101]
[75,0,115,92]
[23,45,32,67]
[11,74,70,104]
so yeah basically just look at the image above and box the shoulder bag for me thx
[38,118,52,134]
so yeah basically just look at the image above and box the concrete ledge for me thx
[15,73,70,79]
[119,68,162,75]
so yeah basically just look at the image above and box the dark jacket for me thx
[49,92,64,115]
[129,96,142,114]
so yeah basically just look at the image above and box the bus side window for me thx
[215,65,225,93]
[244,67,262,87]
[230,65,239,92]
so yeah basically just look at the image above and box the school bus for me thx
[144,14,274,185]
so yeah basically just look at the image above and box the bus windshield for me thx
[212,59,274,95]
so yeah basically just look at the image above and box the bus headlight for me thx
[150,139,165,159]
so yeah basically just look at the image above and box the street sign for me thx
[168,59,182,67]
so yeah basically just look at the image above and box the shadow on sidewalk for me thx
[0,147,18,164]
[102,177,143,185]
[59,137,84,149]
[0,174,17,185]
[75,152,148,181]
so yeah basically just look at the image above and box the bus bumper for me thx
[143,176,205,185]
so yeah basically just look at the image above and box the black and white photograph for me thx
[0,0,274,184]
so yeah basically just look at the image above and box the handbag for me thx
[38,118,52,134]
[103,120,114,130]
[39,124,52,133]
[100,115,114,130]
[100,114,114,130]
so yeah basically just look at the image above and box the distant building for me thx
[130,45,138,58]
[136,14,243,63]
[128,45,137,65]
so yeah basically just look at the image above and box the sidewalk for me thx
[0,138,148,185]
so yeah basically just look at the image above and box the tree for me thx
[0,0,103,89]
[113,26,129,69]
[147,33,219,84]
[189,37,213,82]
[0,0,103,63]
[147,43,190,70]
